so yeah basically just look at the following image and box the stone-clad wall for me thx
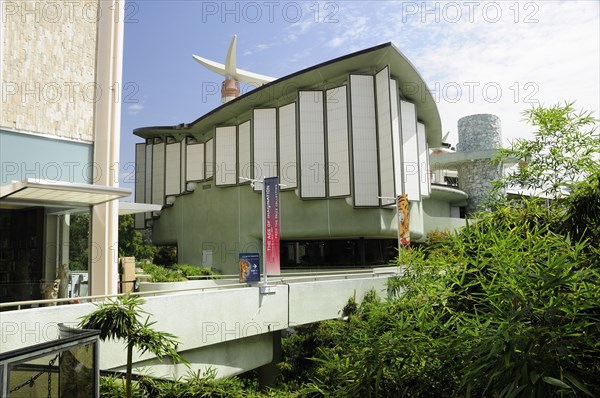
[457,114,502,152]
[456,114,503,214]
[457,160,503,214]
[1,0,98,142]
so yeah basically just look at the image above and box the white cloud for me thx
[318,1,599,146]
[127,103,144,115]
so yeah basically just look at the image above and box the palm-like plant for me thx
[79,294,186,398]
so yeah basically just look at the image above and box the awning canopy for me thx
[0,179,131,207]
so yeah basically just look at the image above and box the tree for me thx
[69,214,90,271]
[79,295,186,398]
[493,101,599,197]
[118,214,158,261]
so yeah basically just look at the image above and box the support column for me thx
[257,330,282,389]
[90,0,125,296]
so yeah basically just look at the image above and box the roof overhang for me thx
[430,149,501,170]
[0,179,131,208]
[134,42,443,147]
[118,202,162,215]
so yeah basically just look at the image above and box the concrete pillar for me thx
[120,257,136,293]
[456,114,504,215]
[90,0,125,296]
[257,331,282,389]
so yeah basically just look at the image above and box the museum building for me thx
[133,42,472,274]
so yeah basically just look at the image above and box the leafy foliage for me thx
[69,213,90,271]
[282,196,600,397]
[493,101,599,197]
[140,263,187,282]
[175,264,217,278]
[99,369,276,398]
[139,263,217,282]
[561,171,600,248]
[119,214,158,261]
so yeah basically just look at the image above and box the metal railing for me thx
[0,267,400,311]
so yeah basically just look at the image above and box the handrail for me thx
[0,267,400,311]
[0,282,246,310]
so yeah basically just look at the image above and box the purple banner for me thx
[263,176,280,275]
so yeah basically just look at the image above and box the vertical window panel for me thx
[186,142,205,182]
[180,140,187,192]
[144,140,153,220]
[165,142,181,195]
[278,103,297,189]
[299,91,326,198]
[417,122,431,197]
[390,79,403,196]
[144,141,152,203]
[350,74,379,207]
[205,138,214,179]
[238,121,252,182]
[151,141,165,206]
[215,126,238,186]
[134,143,146,228]
[400,100,421,202]
[376,67,395,202]
[326,86,350,197]
[252,108,277,191]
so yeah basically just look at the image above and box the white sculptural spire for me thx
[192,35,276,103]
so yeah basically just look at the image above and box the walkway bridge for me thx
[0,267,399,379]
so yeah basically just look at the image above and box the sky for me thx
[119,0,600,193]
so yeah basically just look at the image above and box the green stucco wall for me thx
[150,181,454,274]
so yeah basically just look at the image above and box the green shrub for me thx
[174,263,217,278]
[100,370,273,398]
[292,197,599,397]
[140,263,187,283]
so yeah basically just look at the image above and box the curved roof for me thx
[134,42,442,147]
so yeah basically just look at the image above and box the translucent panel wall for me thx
[186,142,205,182]
[165,141,181,195]
[252,108,277,191]
[400,100,421,201]
[134,143,146,228]
[350,75,379,207]
[278,103,297,189]
[151,141,165,206]
[390,79,404,196]
[417,122,431,197]
[375,67,395,202]
[215,126,237,186]
[299,91,326,198]
[326,86,350,197]
[238,121,252,182]
[205,138,214,179]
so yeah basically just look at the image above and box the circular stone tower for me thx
[456,114,504,215]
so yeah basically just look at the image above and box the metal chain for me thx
[47,356,52,398]
[8,354,59,394]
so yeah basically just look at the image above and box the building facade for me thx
[134,43,472,274]
[0,0,128,304]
